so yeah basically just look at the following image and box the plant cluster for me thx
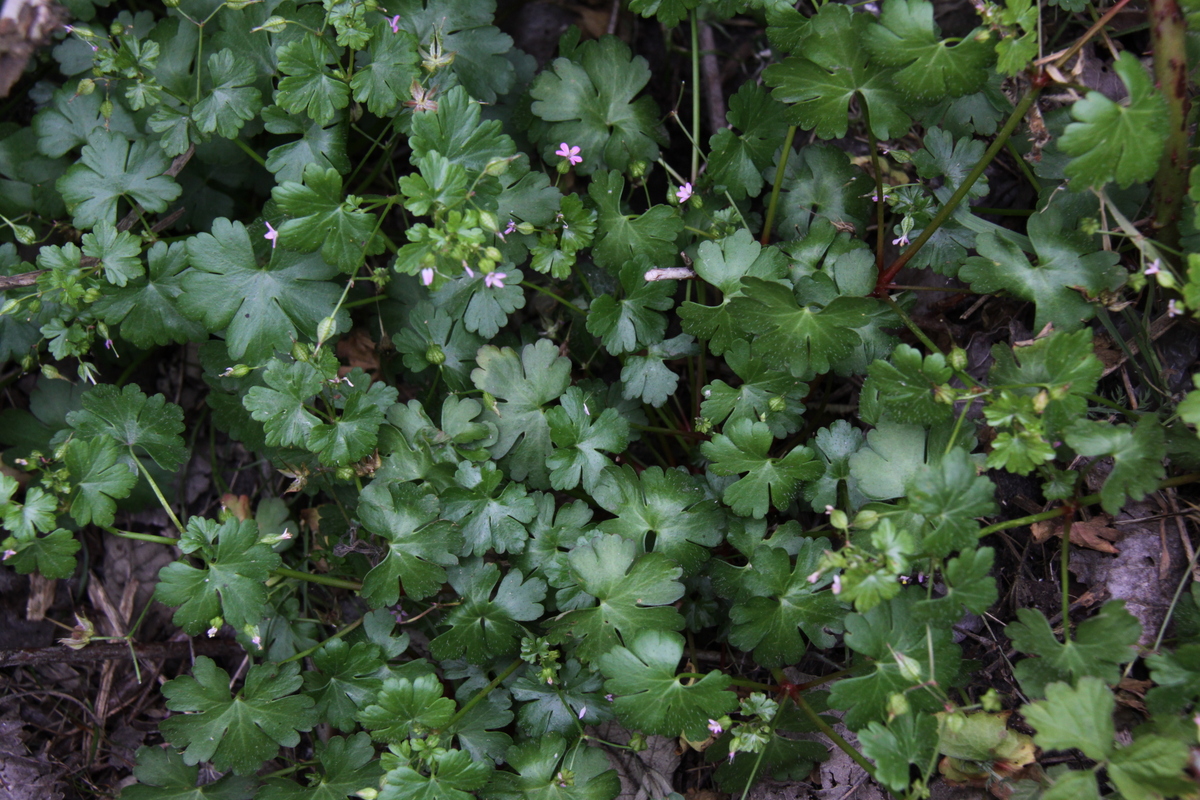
[2,0,1200,797]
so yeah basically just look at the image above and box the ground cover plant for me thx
[3,0,1200,797]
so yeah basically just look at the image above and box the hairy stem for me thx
[761,126,797,246]
[1149,0,1191,251]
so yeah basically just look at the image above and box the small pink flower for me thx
[504,220,517,235]
[892,233,910,247]
[832,575,842,594]
[555,142,582,166]
[264,221,278,248]
[578,706,587,720]
[1145,259,1161,276]
[388,15,401,33]
[484,271,507,289]
[462,260,475,278]
[420,267,435,286]
[2,549,15,561]
[675,182,694,203]
[1168,299,1183,318]
[806,570,821,584]
[206,626,219,637]
[279,528,293,541]
[605,694,614,702]
[707,719,723,736]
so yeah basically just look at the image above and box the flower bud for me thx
[767,395,786,413]
[41,363,65,381]
[829,509,849,531]
[629,160,648,179]
[852,509,879,529]
[1155,269,1178,290]
[76,78,96,95]
[0,297,20,315]
[947,346,967,372]
[109,22,124,36]
[556,160,571,175]
[1032,389,1049,414]
[894,650,923,683]
[355,790,379,800]
[292,341,312,363]
[99,99,114,118]
[484,157,510,177]
[317,315,337,344]
[516,222,535,236]
[484,246,502,263]
[13,225,35,245]
[425,343,445,365]
[336,466,356,481]
[226,364,252,378]
[478,211,498,232]
[886,692,910,719]
[225,0,261,9]
[253,15,288,33]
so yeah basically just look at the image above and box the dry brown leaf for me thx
[337,327,381,378]
[1031,517,1121,554]
[220,493,252,520]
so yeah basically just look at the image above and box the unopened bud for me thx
[483,158,510,177]
[109,21,124,35]
[99,99,114,118]
[13,225,35,245]
[254,15,288,33]
[852,509,879,529]
[887,692,910,719]
[893,650,923,683]
[317,316,337,344]
[221,364,252,378]
[425,343,445,365]
[355,790,379,800]
[1032,389,1049,414]
[933,384,955,405]
[76,78,96,95]
[484,246,502,262]
[947,347,967,372]
[1,297,21,316]
[629,160,648,179]
[516,222,535,236]
[478,211,498,232]
[41,364,65,381]
[829,509,849,530]
[292,341,312,363]
[335,466,356,481]
[1155,269,1178,290]
[225,0,261,9]
[767,395,786,413]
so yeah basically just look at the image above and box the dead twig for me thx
[0,636,241,668]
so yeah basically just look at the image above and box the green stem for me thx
[1148,0,1190,252]
[862,103,886,272]
[690,11,701,184]
[1002,141,1041,194]
[629,423,707,440]
[272,567,363,591]
[232,136,267,168]
[105,527,177,546]
[132,454,185,535]
[761,126,797,246]
[879,295,980,389]
[792,692,878,781]
[977,473,1200,537]
[520,281,587,316]
[280,616,363,664]
[1061,499,1074,639]
[441,659,523,731]
[875,86,1042,295]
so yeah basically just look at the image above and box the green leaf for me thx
[906,447,996,556]
[259,733,383,800]
[586,260,673,356]
[858,714,939,792]
[863,0,993,100]
[592,465,724,575]
[763,3,910,140]
[1005,600,1140,697]
[1021,677,1113,760]
[863,345,954,427]
[243,358,325,449]
[702,419,823,519]
[262,104,351,184]
[678,229,789,355]
[121,745,256,800]
[731,277,874,379]
[356,481,461,606]
[1058,52,1169,189]
[153,517,282,634]
[960,204,1123,333]
[987,329,1102,440]
[272,164,384,273]
[484,735,619,800]
[393,301,482,392]
[66,436,139,527]
[182,218,346,363]
[1,479,56,539]
[57,129,182,230]
[194,49,262,139]
[93,241,207,347]
[82,221,142,287]
[350,22,420,117]
[379,748,491,800]
[804,419,869,511]
[913,546,998,623]
[599,630,737,741]
[276,34,350,126]
[509,659,609,737]
[442,461,537,556]
[358,673,456,744]
[408,85,516,175]
[471,339,572,488]
[430,561,546,663]
[727,540,843,667]
[827,589,962,728]
[1147,643,1200,712]
[546,534,685,663]
[1064,417,1166,515]
[547,386,630,495]
[628,0,700,25]
[699,339,809,439]
[387,0,514,103]
[530,36,663,175]
[160,657,316,776]
[913,127,990,200]
[588,170,683,272]
[776,145,874,238]
[1042,768,1101,800]
[301,639,385,732]
[307,376,397,466]
[620,334,698,407]
[68,383,187,472]
[1,528,80,580]
[34,83,139,158]
[706,82,790,200]
[1107,734,1194,800]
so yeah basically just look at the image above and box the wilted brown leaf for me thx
[1031,516,1121,554]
